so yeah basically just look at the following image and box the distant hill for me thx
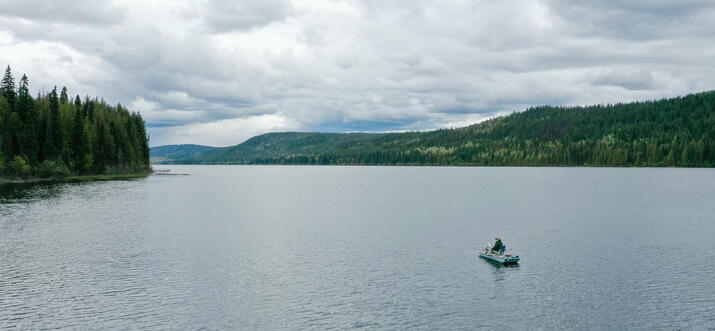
[151,91,715,167]
[150,144,218,164]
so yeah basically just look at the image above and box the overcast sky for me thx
[1,0,714,146]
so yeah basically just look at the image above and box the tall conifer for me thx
[45,86,61,160]
[16,74,37,162]
[60,86,69,104]
[71,106,88,172]
[1,65,16,109]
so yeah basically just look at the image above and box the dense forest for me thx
[149,144,217,164]
[153,91,715,167]
[0,66,151,179]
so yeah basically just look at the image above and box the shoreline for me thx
[0,172,152,185]
[151,163,712,168]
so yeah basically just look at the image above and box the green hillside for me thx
[150,144,217,164]
[154,91,715,167]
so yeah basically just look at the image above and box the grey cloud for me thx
[590,69,657,91]
[547,0,715,40]
[202,0,293,32]
[0,0,126,25]
[2,0,714,146]
[298,27,328,48]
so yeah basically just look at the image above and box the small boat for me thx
[479,244,520,264]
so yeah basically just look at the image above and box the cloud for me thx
[590,69,658,91]
[0,0,127,25]
[148,114,301,147]
[202,0,293,32]
[1,0,714,146]
[548,0,715,40]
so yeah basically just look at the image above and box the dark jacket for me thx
[492,239,502,251]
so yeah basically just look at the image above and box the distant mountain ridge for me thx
[151,91,715,167]
[150,144,218,164]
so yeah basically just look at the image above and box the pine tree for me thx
[0,66,16,109]
[71,106,88,172]
[16,75,31,122]
[94,121,107,172]
[45,86,61,160]
[109,121,121,166]
[0,96,11,160]
[1,66,16,109]
[60,86,69,104]
[86,99,95,122]
[134,113,150,167]
[82,96,90,118]
[16,74,38,162]
[1,67,20,158]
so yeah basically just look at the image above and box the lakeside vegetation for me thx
[0,66,151,180]
[153,91,715,167]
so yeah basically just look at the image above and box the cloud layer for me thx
[1,0,714,146]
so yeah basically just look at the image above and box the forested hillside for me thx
[0,66,151,178]
[150,144,217,164]
[155,91,715,167]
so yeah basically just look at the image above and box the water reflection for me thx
[0,182,65,203]
[0,178,144,204]
[481,259,520,282]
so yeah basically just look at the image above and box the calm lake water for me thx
[1,166,714,329]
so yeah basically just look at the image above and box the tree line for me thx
[1,65,150,178]
[170,90,715,167]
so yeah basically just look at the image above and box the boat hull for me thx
[479,252,520,264]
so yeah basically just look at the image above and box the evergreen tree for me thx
[0,96,11,159]
[82,96,90,118]
[88,100,95,122]
[16,75,31,122]
[83,97,95,121]
[16,74,37,162]
[60,86,69,104]
[134,113,150,166]
[71,106,88,173]
[93,121,108,172]
[1,65,16,109]
[44,86,61,160]
[1,67,20,158]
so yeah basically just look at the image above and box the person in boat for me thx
[491,237,503,253]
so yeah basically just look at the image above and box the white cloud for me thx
[0,38,118,98]
[149,114,301,147]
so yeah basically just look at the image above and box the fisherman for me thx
[491,237,503,253]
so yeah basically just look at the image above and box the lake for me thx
[1,166,714,329]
